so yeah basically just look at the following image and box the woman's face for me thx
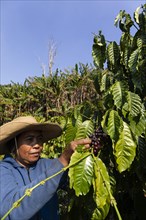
[15,130,44,167]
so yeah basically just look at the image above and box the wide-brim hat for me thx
[0,116,62,155]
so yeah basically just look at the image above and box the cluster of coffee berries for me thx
[89,126,110,156]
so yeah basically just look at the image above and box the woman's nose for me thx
[33,143,40,148]
[32,138,40,148]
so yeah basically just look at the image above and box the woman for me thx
[0,116,91,220]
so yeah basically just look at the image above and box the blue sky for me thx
[1,0,145,85]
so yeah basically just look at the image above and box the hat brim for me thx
[0,121,62,155]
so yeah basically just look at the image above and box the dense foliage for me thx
[0,4,146,220]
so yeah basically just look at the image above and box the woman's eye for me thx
[24,135,43,144]
[26,137,33,142]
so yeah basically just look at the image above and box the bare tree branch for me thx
[48,39,57,76]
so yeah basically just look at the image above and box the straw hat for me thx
[0,116,62,155]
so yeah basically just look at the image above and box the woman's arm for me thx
[0,158,64,220]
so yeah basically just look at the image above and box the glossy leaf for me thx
[92,31,106,69]
[107,41,120,69]
[107,110,122,142]
[122,91,142,118]
[92,158,111,207]
[65,119,77,144]
[114,9,134,32]
[111,81,127,109]
[132,58,146,91]
[101,110,110,130]
[134,6,141,24]
[91,203,110,220]
[69,152,94,196]
[114,121,137,172]
[126,91,142,117]
[129,114,145,137]
[75,120,94,139]
[101,69,114,92]
[128,48,139,73]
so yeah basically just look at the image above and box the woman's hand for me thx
[59,138,91,167]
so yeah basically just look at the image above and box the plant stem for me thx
[1,194,26,220]
[95,158,122,220]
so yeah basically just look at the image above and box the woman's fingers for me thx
[69,138,91,151]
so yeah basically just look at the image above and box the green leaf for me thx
[101,69,114,92]
[101,110,110,131]
[111,81,127,109]
[65,119,77,144]
[75,120,94,139]
[122,92,142,118]
[129,114,146,136]
[126,91,142,117]
[132,59,146,91]
[107,110,122,142]
[93,158,111,207]
[114,121,137,172]
[69,152,94,196]
[114,10,134,32]
[65,117,94,145]
[75,115,82,128]
[107,41,120,69]
[92,31,106,69]
[134,6,141,24]
[91,203,110,220]
[114,10,125,27]
[128,48,139,73]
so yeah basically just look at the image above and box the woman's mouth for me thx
[30,152,40,157]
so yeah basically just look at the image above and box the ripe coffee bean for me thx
[89,126,110,156]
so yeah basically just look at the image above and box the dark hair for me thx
[7,138,17,154]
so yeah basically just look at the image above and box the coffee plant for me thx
[0,3,146,220]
